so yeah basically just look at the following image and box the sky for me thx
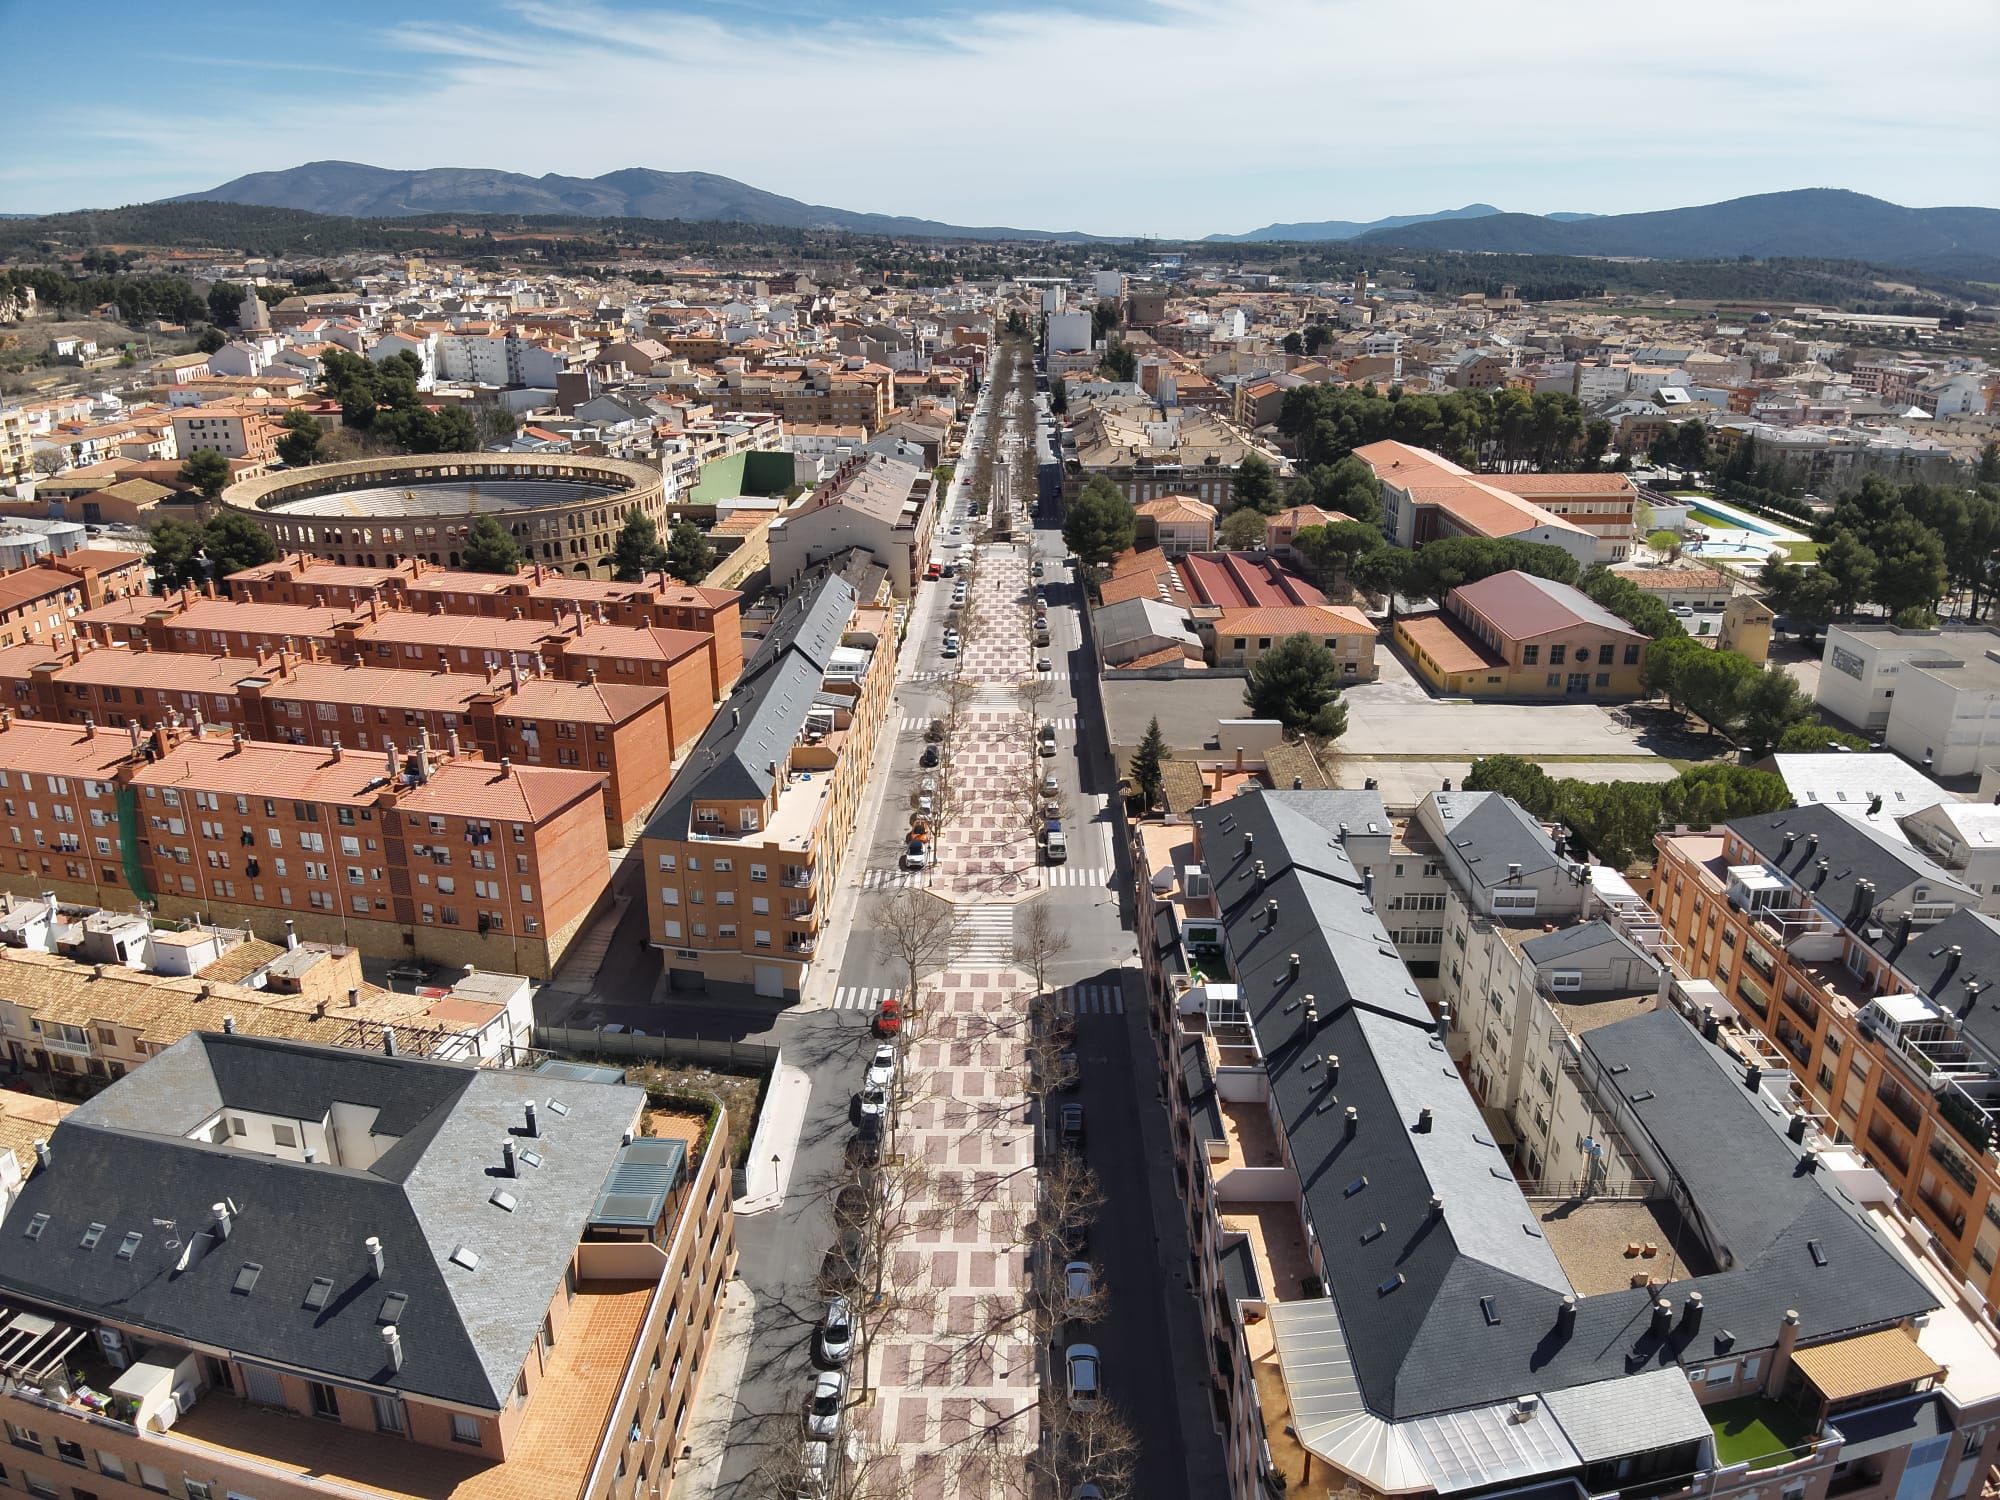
[4,0,1996,234]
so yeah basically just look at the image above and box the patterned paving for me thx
[931,706,1042,901]
[850,969,1038,1499]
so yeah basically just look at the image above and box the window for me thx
[374,1394,406,1434]
[96,1452,125,1481]
[184,1482,214,1500]
[1624,643,1641,665]
[23,1474,58,1500]
[7,1424,41,1451]
[1522,645,1538,665]
[1549,644,1566,665]
[272,1124,297,1148]
[309,1381,340,1420]
[137,1464,170,1495]
[1595,673,1610,688]
[451,1415,483,1447]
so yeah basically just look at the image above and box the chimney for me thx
[1745,1063,1762,1091]
[1325,1054,1339,1083]
[383,1029,398,1056]
[1682,1290,1704,1335]
[349,987,360,1008]
[499,757,512,777]
[1415,1107,1434,1133]
[1429,1195,1445,1222]
[525,1101,540,1137]
[32,1139,50,1171]
[1288,952,1301,981]
[1303,996,1320,1027]
[502,1141,517,1178]
[365,1236,385,1280]
[222,1014,236,1034]
[1650,1297,1674,1340]
[382,1325,403,1374]
[1783,831,1798,851]
[1344,1106,1359,1139]
[284,919,298,951]
[1242,830,1254,856]
[128,721,142,749]
[1265,898,1278,931]
[1787,1113,1809,1143]
[385,741,399,779]
[1556,1295,1577,1339]
[1765,1309,1801,1396]
[213,1202,233,1241]
[82,716,95,740]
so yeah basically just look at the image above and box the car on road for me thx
[873,998,903,1036]
[1057,1048,1080,1089]
[940,641,958,659]
[1040,772,1059,796]
[866,1042,896,1090]
[814,1296,854,1366]
[1064,1345,1101,1409]
[948,525,965,537]
[925,561,942,580]
[804,1368,846,1438]
[1064,1260,1095,1306]
[1059,1102,1086,1151]
[919,743,940,768]
[1036,656,1052,672]
[1039,724,1057,757]
[846,1113,882,1168]
[901,840,929,871]
[1033,561,1044,576]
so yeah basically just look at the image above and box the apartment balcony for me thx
[779,868,814,888]
[1705,1396,1824,1473]
[1916,1186,1968,1238]
[1866,1121,1913,1175]
[164,1278,660,1500]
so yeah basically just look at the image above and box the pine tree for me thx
[610,506,670,581]
[461,515,522,574]
[664,520,716,584]
[1129,717,1170,809]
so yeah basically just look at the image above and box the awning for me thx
[1830,1393,1952,1462]
[1543,1367,1715,1463]
[1792,1329,1942,1402]
[1479,1104,1518,1149]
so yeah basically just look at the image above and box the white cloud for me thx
[13,0,1999,228]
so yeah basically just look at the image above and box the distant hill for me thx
[1351,190,2000,274]
[167,160,1097,241]
[1208,204,1506,243]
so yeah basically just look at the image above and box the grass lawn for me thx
[1687,507,1744,531]
[1782,539,1822,561]
[1668,489,1709,499]
[1706,1396,1817,1469]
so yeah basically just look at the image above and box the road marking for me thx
[954,906,1015,965]
[1043,865,1110,887]
[860,869,927,891]
[1051,983,1125,1016]
[832,985,904,1012]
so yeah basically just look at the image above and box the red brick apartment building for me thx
[75,591,731,755]
[0,1030,735,1500]
[0,642,676,844]
[229,557,744,689]
[0,549,149,650]
[0,716,609,977]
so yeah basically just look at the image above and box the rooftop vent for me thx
[365,1235,385,1280]
[449,1244,480,1272]
[304,1277,333,1311]
[232,1262,263,1296]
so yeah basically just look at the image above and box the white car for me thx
[858,1084,888,1118]
[866,1043,896,1091]
[814,1296,854,1367]
[1037,656,1053,673]
[1064,1260,1095,1305]
[805,1368,846,1439]
[1064,1344,1101,1409]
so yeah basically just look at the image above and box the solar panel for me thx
[232,1263,263,1295]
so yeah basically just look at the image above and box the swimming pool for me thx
[1685,497,1805,541]
[1685,536,1781,564]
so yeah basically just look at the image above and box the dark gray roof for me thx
[0,1033,643,1412]
[644,569,856,841]
[1520,921,1653,969]
[1429,790,1566,888]
[1731,805,1972,933]
[1869,906,2000,1057]
[1192,791,1938,1423]
[1218,1235,1261,1305]
[1828,1393,1950,1461]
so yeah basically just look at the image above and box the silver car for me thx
[805,1368,846,1438]
[814,1296,854,1367]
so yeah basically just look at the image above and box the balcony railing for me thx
[1878,1083,1925,1134]
[1917,1186,1968,1237]
[1928,1137,1979,1195]
[1866,1121,1913,1175]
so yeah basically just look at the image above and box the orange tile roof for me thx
[1398,613,1505,675]
[1486,473,1638,499]
[0,718,141,778]
[1213,604,1376,637]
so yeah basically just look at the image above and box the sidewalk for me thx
[667,1276,755,1500]
[733,1058,812,1215]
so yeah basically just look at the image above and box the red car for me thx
[925,561,943,580]
[873,997,904,1037]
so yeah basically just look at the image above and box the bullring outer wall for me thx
[219,453,668,579]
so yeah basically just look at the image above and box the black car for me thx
[846,1113,882,1168]
[1059,1103,1085,1152]
[919,743,940,768]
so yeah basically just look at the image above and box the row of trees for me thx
[319,347,480,453]
[456,506,715,581]
[1639,636,1825,757]
[1277,382,1613,473]
[1465,756,1792,870]
[148,513,278,592]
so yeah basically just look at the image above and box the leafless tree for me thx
[1028,1395,1142,1500]
[1011,901,1070,1008]
[746,1432,917,1500]
[874,887,963,1030]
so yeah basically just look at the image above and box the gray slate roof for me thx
[1194,790,1937,1422]
[1429,790,1566,888]
[645,569,856,840]
[1731,804,1973,932]
[1,1033,642,1412]
[1871,906,2000,1058]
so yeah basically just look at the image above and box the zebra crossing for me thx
[955,906,1015,966]
[1047,983,1125,1016]
[832,985,903,1013]
[1044,865,1110,888]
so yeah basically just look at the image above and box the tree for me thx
[205,281,244,328]
[274,409,323,467]
[1673,419,1712,473]
[1774,719,1872,754]
[1464,755,1555,815]
[1098,339,1136,383]
[1281,332,1304,356]
[610,506,670,581]
[1091,298,1122,342]
[1349,544,1413,604]
[1050,377,1068,416]
[1303,324,1335,355]
[1129,717,1170,810]
[1218,507,1267,550]
[1232,452,1280,515]
[1289,520,1381,590]
[148,518,207,592]
[875,887,964,1028]
[178,448,231,500]
[201,512,277,583]
[1736,665,1816,759]
[1978,441,2000,487]
[461,514,522,574]
[1062,479,1135,568]
[1641,634,1707,714]
[1244,633,1346,738]
[664,519,713,584]
[1577,565,1684,641]
[376,401,478,453]
[195,326,227,354]
[1870,513,1947,616]
[1817,528,1876,616]
[1647,529,1682,556]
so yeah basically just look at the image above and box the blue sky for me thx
[5,0,1995,232]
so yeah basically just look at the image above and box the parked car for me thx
[1059,1102,1085,1151]
[1040,772,1059,797]
[1033,562,1045,577]
[1039,724,1057,757]
[873,998,903,1036]
[1057,1048,1079,1089]
[858,1084,887,1118]
[1037,656,1053,673]
[901,840,929,871]
[814,1296,854,1366]
[1043,821,1068,863]
[1064,1345,1101,1409]
[926,561,942,580]
[1064,1260,1095,1306]
[798,1439,834,1499]
[919,743,941,768]
[846,1113,882,1168]
[805,1369,846,1438]
[866,1042,897,1091]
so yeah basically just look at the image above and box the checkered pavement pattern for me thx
[932,707,1041,899]
[953,550,1034,685]
[853,969,1038,1497]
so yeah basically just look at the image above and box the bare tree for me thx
[874,887,963,1028]
[1029,1396,1142,1500]
[1011,901,1071,1008]
[748,1432,917,1500]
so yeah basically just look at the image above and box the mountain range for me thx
[167,161,1095,241]
[163,166,1998,273]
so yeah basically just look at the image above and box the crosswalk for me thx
[832,985,903,1012]
[1047,983,1125,1016]
[955,906,1015,966]
[860,869,927,891]
[1044,865,1111,887]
